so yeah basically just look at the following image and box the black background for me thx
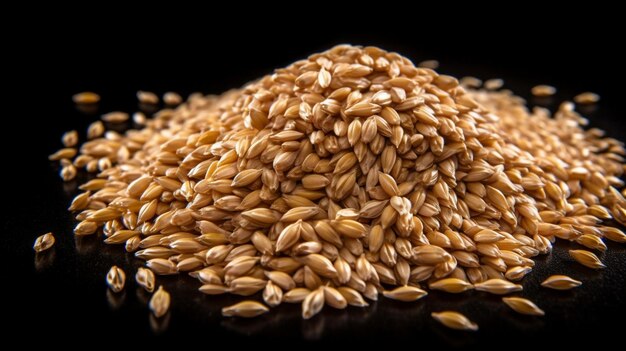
[5,10,626,347]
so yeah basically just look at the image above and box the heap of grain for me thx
[57,45,626,322]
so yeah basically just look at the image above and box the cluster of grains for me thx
[49,45,626,327]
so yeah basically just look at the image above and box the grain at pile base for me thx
[574,92,600,104]
[531,85,556,97]
[48,45,626,325]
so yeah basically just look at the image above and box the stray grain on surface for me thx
[431,311,478,331]
[33,232,55,252]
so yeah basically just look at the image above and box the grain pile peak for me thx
[50,45,626,324]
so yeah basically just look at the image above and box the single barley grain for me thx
[382,286,428,302]
[474,279,523,295]
[541,275,582,290]
[135,267,155,293]
[429,278,474,293]
[431,311,478,331]
[72,92,100,104]
[531,85,556,97]
[137,91,159,104]
[222,301,269,318]
[62,130,78,147]
[33,232,55,252]
[101,112,129,123]
[106,266,126,293]
[163,92,183,105]
[502,297,545,316]
[569,250,606,269]
[418,60,439,69]
[302,287,325,319]
[574,92,600,104]
[484,78,503,90]
[150,286,170,318]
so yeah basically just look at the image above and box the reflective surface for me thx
[7,44,626,346]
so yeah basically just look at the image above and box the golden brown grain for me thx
[431,311,478,331]
[569,249,606,269]
[72,92,100,104]
[137,91,159,104]
[106,266,126,293]
[222,301,269,318]
[382,286,428,302]
[163,92,183,105]
[150,286,170,318]
[135,267,155,293]
[33,232,55,252]
[531,85,556,97]
[541,275,582,290]
[502,297,545,316]
[574,92,600,104]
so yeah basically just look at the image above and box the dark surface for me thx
[5,24,626,347]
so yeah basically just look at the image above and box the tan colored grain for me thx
[150,286,170,318]
[33,232,55,252]
[199,284,230,295]
[102,111,129,123]
[541,275,582,290]
[87,121,105,139]
[484,78,503,90]
[574,92,600,104]
[106,266,126,293]
[302,287,325,319]
[137,91,159,104]
[163,92,183,105]
[474,279,522,295]
[569,249,606,269]
[502,297,545,316]
[135,267,155,292]
[222,301,269,318]
[431,311,478,331]
[72,92,100,104]
[429,278,474,293]
[575,234,607,251]
[62,130,78,147]
[283,288,311,303]
[418,59,439,69]
[531,85,556,97]
[382,286,427,302]
[263,280,283,307]
[49,148,76,161]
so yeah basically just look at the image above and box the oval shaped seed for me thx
[199,284,230,295]
[429,278,474,293]
[73,91,100,104]
[502,297,545,316]
[541,275,582,290]
[283,288,311,303]
[33,232,55,252]
[431,311,478,331]
[150,286,170,318]
[222,301,269,318]
[575,234,607,252]
[569,249,606,269]
[302,287,325,319]
[382,286,427,302]
[474,279,522,295]
[106,266,126,293]
[324,286,347,309]
[135,267,155,293]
